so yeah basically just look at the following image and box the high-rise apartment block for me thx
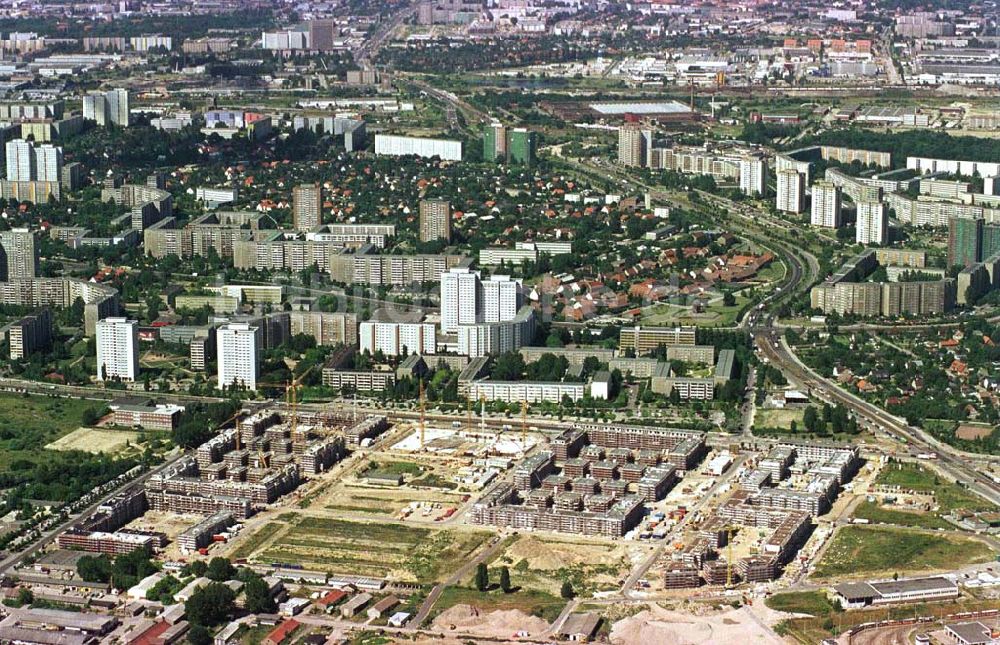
[9,308,52,360]
[96,317,139,382]
[419,198,451,243]
[293,183,322,232]
[739,157,767,196]
[507,128,536,165]
[483,122,507,162]
[618,125,652,168]
[482,275,523,322]
[483,123,536,165]
[947,216,1000,267]
[217,322,260,391]
[0,227,38,279]
[440,267,481,333]
[776,169,806,213]
[810,181,843,228]
[83,88,130,127]
[856,201,888,245]
[5,139,62,182]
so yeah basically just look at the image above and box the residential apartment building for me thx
[359,321,436,356]
[0,227,38,279]
[776,169,805,213]
[419,198,451,243]
[217,323,260,391]
[856,201,888,245]
[810,181,842,228]
[8,308,52,359]
[293,184,322,232]
[96,317,139,382]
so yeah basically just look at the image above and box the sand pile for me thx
[432,603,550,638]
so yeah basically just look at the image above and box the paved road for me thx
[0,451,186,575]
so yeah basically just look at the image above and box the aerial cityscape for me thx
[0,0,994,643]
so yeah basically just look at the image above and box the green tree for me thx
[77,554,112,582]
[205,557,236,581]
[242,571,277,614]
[186,582,236,626]
[474,562,489,592]
[560,580,575,599]
[500,566,511,593]
[16,588,34,606]
[187,623,213,645]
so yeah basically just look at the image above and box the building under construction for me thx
[472,423,702,537]
[668,443,860,586]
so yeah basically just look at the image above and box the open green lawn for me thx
[429,585,565,624]
[812,525,993,579]
[0,393,104,469]
[364,460,424,478]
[754,408,805,430]
[256,516,489,583]
[877,462,995,512]
[765,591,839,617]
[852,501,954,530]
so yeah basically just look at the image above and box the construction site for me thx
[55,399,390,559]
[470,424,708,537]
[660,442,861,589]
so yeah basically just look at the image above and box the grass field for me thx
[877,462,995,512]
[46,428,142,454]
[812,525,993,579]
[255,516,489,582]
[851,501,953,530]
[0,393,104,469]
[486,534,629,597]
[765,591,840,617]
[430,585,565,623]
[754,408,805,430]
[229,521,287,560]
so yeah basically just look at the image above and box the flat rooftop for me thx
[589,101,692,115]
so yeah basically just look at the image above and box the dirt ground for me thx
[431,604,550,638]
[609,603,786,645]
[505,534,629,570]
[46,427,140,453]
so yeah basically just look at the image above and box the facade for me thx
[856,201,888,245]
[83,88,129,127]
[359,321,436,356]
[619,326,696,354]
[289,311,357,346]
[418,198,451,243]
[96,317,139,382]
[457,306,535,358]
[739,156,767,196]
[8,308,52,359]
[483,122,507,162]
[293,184,322,232]
[618,125,652,167]
[217,323,260,391]
[5,139,62,182]
[0,227,38,279]
[810,181,842,228]
[440,267,482,333]
[507,128,536,165]
[776,169,805,213]
[329,252,466,285]
[482,275,522,322]
[374,134,462,161]
[948,216,988,267]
